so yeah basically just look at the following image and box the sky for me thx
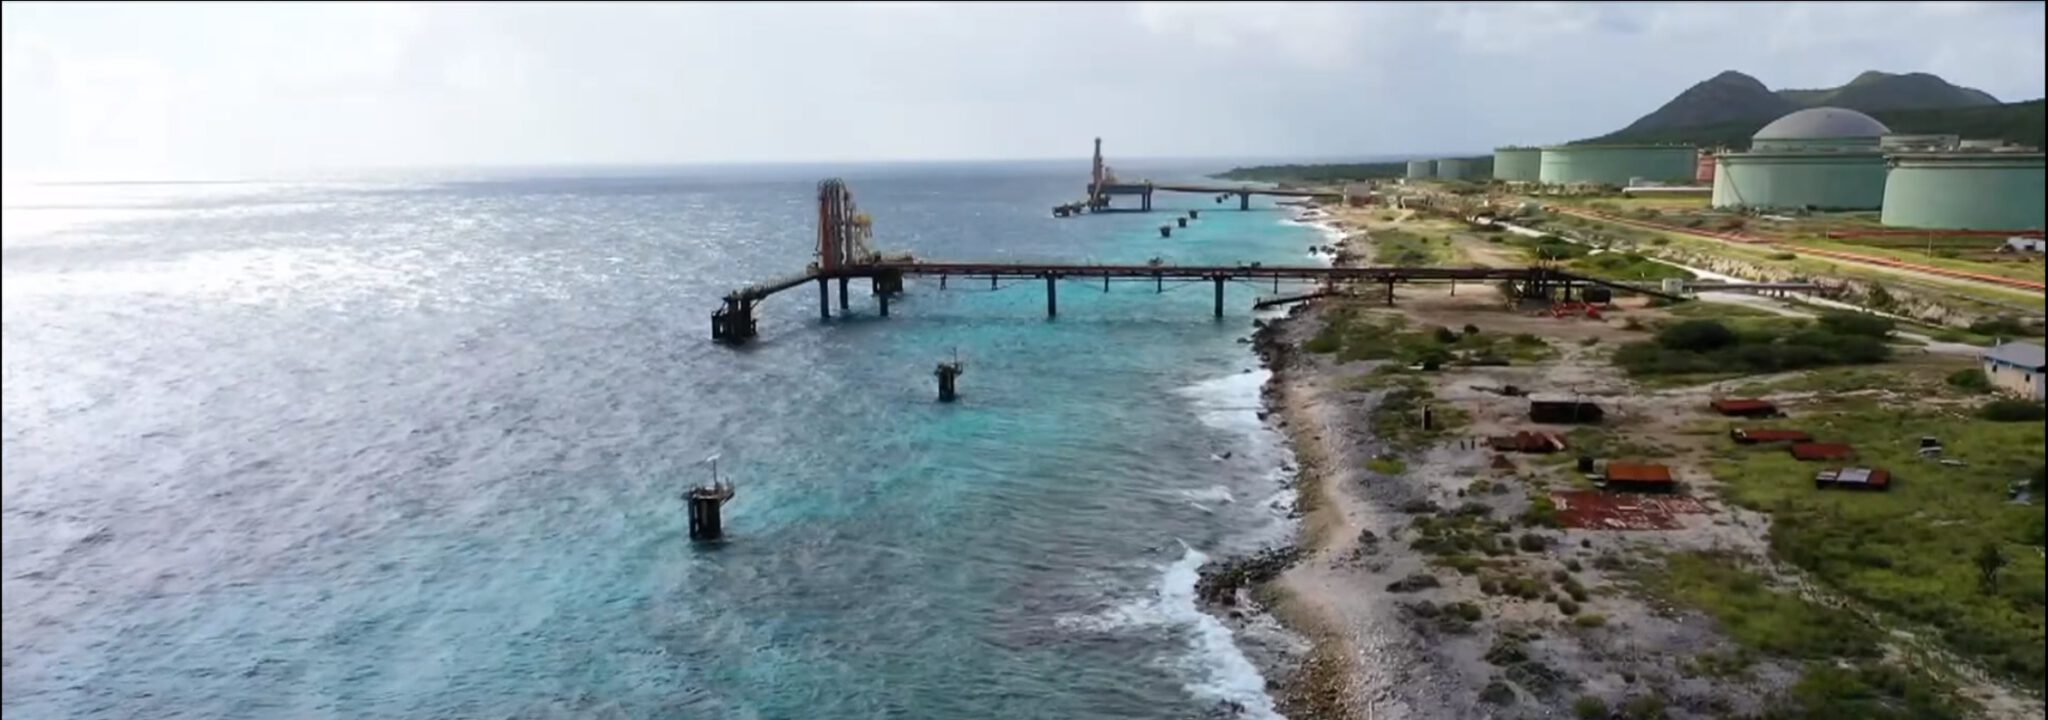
[3,1,2045,179]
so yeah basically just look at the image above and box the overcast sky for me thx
[4,1,2044,178]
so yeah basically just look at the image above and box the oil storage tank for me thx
[1538,145,1696,186]
[1493,147,1540,181]
[1436,158,1470,179]
[1881,153,2045,230]
[1711,107,1892,211]
[1405,160,1434,179]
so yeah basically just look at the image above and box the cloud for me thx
[2,1,2042,177]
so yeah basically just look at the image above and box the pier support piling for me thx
[817,277,831,320]
[838,276,849,312]
[1046,275,1058,317]
[879,291,890,317]
[1213,276,1225,318]
[1385,277,1396,306]
[687,487,733,541]
[1160,225,1172,238]
[1189,210,1199,220]
[935,361,963,402]
[1239,193,1250,211]
[1156,274,1163,293]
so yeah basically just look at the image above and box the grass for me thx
[1307,305,1556,368]
[1710,398,2047,690]
[1371,228,1458,267]
[1638,552,1882,659]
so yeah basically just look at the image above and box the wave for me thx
[1057,545,1285,719]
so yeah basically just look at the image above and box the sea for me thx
[1,160,1345,719]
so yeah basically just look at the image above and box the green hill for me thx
[1580,99,2045,149]
[1776,71,2000,113]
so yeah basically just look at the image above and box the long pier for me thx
[1053,138,1339,216]
[710,176,1686,343]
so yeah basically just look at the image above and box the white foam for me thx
[1174,370,1272,441]
[1056,545,1285,719]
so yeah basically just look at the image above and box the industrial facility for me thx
[1436,158,1471,180]
[1881,151,2046,230]
[1710,107,1893,211]
[1537,145,1697,186]
[1405,160,1434,179]
[1493,147,1541,182]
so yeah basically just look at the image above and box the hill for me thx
[1776,71,2000,113]
[1580,99,2045,149]
[1619,70,1801,134]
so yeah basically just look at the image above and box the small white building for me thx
[1982,341,2046,401]
[2003,237,2046,254]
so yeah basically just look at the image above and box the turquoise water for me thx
[2,163,1332,718]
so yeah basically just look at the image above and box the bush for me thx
[1573,695,1609,719]
[1818,311,1894,338]
[1556,598,1581,615]
[1574,614,1607,628]
[1304,329,1341,354]
[1945,368,1992,393]
[1656,320,1737,352]
[1977,398,2047,422]
[1462,323,1481,336]
[1969,316,2037,337]
[1387,572,1442,593]
[1517,533,1548,552]
[1769,251,1798,260]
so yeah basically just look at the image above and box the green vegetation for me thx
[1640,553,1881,659]
[1572,696,1608,719]
[1371,228,1456,267]
[1944,368,1991,393]
[1580,99,2044,149]
[1307,308,1555,368]
[1711,396,2047,690]
[1612,314,1893,376]
[1567,252,1693,282]
[1366,456,1409,475]
[1978,397,2048,422]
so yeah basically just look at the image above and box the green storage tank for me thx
[1881,153,2046,230]
[1436,158,1470,179]
[1493,147,1540,181]
[1711,152,1889,210]
[1405,160,1433,179]
[1538,145,1697,186]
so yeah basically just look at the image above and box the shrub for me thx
[1480,679,1517,705]
[1387,573,1442,593]
[1574,614,1607,628]
[1305,329,1341,354]
[1656,320,1737,352]
[1619,694,1668,720]
[1817,311,1894,338]
[1945,368,1992,393]
[1564,558,1583,572]
[1557,598,1581,615]
[1462,323,1481,336]
[1977,399,2047,422]
[1969,316,2037,337]
[1517,533,1548,552]
[1769,251,1798,261]
[1573,695,1609,719]
[1449,601,1483,622]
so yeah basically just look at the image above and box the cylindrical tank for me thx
[1493,147,1541,181]
[1711,151,1889,210]
[1538,145,1698,186]
[1880,134,1959,153]
[1881,153,2045,230]
[1405,160,1434,179]
[1436,158,1470,179]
